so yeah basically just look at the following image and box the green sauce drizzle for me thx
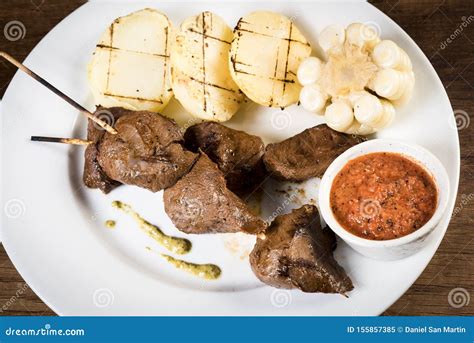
[112,201,191,255]
[105,220,116,229]
[160,253,221,280]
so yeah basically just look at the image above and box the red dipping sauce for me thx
[330,152,438,240]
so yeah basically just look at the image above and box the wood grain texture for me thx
[0,0,472,316]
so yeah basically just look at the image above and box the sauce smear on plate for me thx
[330,152,437,240]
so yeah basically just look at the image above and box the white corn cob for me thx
[372,40,412,71]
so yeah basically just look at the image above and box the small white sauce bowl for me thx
[318,139,450,261]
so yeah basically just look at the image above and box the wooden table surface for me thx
[0,0,472,316]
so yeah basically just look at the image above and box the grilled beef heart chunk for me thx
[184,122,266,194]
[97,109,198,192]
[263,124,365,181]
[83,107,126,193]
[163,153,266,234]
[250,204,354,294]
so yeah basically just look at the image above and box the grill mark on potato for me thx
[230,57,252,67]
[230,18,245,78]
[164,26,169,55]
[103,93,164,104]
[230,32,240,73]
[99,18,171,105]
[161,25,169,105]
[282,22,293,98]
[235,27,310,46]
[233,69,295,84]
[105,23,114,92]
[231,16,308,107]
[273,45,280,78]
[232,20,279,89]
[96,45,170,58]
[188,76,242,94]
[270,44,281,108]
[172,12,243,119]
[201,12,208,114]
[237,19,250,25]
[187,28,231,44]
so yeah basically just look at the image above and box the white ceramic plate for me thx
[1,0,459,315]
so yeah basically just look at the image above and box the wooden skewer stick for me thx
[31,136,92,146]
[0,51,117,135]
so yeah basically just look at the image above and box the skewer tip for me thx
[31,136,92,145]
[0,51,118,135]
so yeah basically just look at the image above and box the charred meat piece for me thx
[250,205,353,294]
[184,122,266,194]
[163,153,266,234]
[97,109,198,192]
[263,124,365,181]
[83,107,126,193]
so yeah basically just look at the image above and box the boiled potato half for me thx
[171,11,244,121]
[229,11,311,108]
[88,8,173,112]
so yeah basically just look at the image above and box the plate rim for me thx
[0,0,460,316]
